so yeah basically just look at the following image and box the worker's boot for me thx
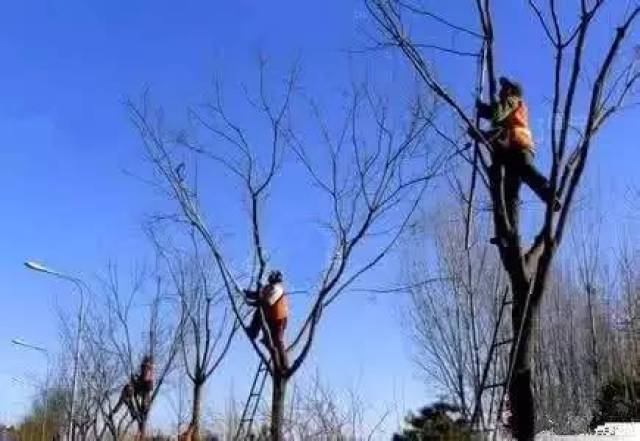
[490,230,519,247]
[489,236,506,247]
[247,309,262,340]
[243,289,259,306]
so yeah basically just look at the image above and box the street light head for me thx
[12,338,48,355]
[24,260,53,274]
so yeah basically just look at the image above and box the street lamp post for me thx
[12,339,51,441]
[25,261,88,441]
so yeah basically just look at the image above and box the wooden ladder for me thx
[234,359,269,440]
[472,281,535,440]
[470,287,513,438]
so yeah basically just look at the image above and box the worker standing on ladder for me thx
[471,77,561,243]
[245,270,289,371]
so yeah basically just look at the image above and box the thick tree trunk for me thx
[509,367,535,441]
[507,262,550,441]
[137,419,147,441]
[270,374,287,441]
[508,325,536,441]
[509,293,536,441]
[190,381,203,441]
[488,160,540,441]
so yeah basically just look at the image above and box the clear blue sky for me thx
[0,0,638,435]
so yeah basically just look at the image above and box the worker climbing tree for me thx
[111,355,155,426]
[470,76,561,245]
[366,1,640,440]
[131,55,438,440]
[112,382,136,419]
[245,270,289,374]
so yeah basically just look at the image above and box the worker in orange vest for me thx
[473,77,560,239]
[112,355,154,420]
[245,270,289,369]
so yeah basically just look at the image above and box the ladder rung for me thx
[493,338,514,348]
[235,360,270,441]
[504,299,513,305]
[484,382,506,390]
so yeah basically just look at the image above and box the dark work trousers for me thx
[248,308,288,368]
[492,148,553,230]
[247,307,264,340]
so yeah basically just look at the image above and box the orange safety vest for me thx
[269,294,288,321]
[262,284,289,321]
[503,100,534,151]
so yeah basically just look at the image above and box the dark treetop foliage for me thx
[393,401,472,441]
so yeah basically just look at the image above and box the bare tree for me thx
[129,59,442,439]
[54,292,132,441]
[404,198,640,434]
[285,372,390,440]
[153,230,239,441]
[404,202,507,424]
[201,372,389,440]
[571,210,607,390]
[80,305,134,441]
[614,237,640,376]
[94,265,183,439]
[366,1,640,439]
